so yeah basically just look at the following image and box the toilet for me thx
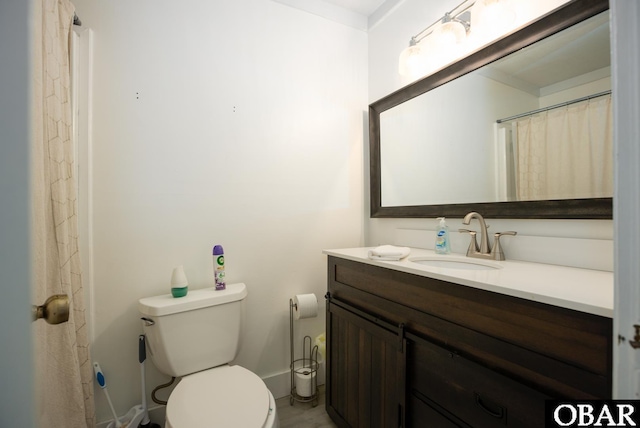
[138,283,279,428]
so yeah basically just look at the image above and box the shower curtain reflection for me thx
[31,0,95,426]
[512,95,613,201]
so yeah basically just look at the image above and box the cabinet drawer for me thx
[408,393,469,428]
[408,336,550,428]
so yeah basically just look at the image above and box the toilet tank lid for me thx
[138,283,247,317]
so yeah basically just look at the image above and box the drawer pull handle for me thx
[474,393,505,420]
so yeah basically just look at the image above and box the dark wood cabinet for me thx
[407,334,549,427]
[325,256,612,428]
[326,299,406,428]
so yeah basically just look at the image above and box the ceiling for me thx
[271,0,400,31]
[483,10,610,96]
[322,0,389,17]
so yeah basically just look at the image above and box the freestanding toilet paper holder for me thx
[289,298,319,406]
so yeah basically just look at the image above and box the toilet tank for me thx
[138,283,248,377]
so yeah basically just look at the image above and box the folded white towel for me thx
[368,245,411,261]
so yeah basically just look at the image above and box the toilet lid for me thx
[166,365,270,428]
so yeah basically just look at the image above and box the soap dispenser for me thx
[435,217,451,254]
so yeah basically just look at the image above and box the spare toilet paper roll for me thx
[295,370,316,398]
[315,333,326,363]
[293,294,318,320]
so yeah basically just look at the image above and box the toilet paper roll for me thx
[295,370,316,398]
[315,333,326,363]
[293,294,318,320]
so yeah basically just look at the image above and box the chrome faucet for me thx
[462,212,490,255]
[459,212,517,261]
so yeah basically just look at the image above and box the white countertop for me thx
[323,247,613,318]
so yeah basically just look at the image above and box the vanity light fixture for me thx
[399,0,517,78]
[398,0,473,77]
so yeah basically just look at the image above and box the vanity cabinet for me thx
[325,256,612,428]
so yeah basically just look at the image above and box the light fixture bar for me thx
[410,0,475,44]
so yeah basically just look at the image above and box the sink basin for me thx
[409,256,502,271]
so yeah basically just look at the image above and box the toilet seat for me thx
[166,365,272,428]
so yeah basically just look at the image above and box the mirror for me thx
[370,0,612,219]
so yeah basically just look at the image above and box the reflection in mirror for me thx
[371,0,612,219]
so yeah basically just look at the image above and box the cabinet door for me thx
[326,299,406,428]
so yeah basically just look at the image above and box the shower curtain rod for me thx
[496,90,611,123]
[73,13,81,26]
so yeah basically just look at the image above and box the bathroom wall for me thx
[72,0,367,424]
[366,0,614,266]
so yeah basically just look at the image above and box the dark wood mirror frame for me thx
[370,0,612,219]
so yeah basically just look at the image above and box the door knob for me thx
[32,294,69,324]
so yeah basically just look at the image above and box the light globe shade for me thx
[398,40,430,77]
[399,34,460,79]
[431,20,467,46]
[471,0,517,42]
[429,20,467,65]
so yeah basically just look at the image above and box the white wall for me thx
[73,0,367,424]
[366,0,613,263]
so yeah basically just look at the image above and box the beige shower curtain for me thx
[31,0,95,426]
[515,96,613,201]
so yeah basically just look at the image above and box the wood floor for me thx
[275,386,337,428]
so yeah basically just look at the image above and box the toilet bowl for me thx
[166,365,278,428]
[138,283,279,428]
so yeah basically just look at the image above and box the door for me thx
[326,298,406,428]
[612,0,640,399]
[0,1,35,426]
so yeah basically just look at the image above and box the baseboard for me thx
[96,404,166,428]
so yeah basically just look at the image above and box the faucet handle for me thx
[491,231,517,261]
[459,229,480,255]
